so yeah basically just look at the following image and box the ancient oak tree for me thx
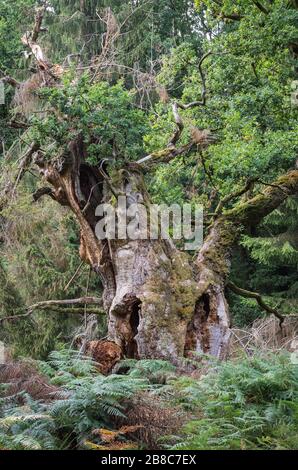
[1,4,297,369]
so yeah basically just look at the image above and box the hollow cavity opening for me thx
[126,300,141,359]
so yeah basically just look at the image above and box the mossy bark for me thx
[189,170,298,358]
[36,144,298,366]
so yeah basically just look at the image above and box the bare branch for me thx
[135,142,194,168]
[158,51,213,152]
[90,7,120,82]
[227,281,284,326]
[168,102,184,147]
[251,1,269,14]
[136,128,217,170]
[44,307,104,315]
[32,186,55,202]
[21,3,59,79]
[32,6,45,42]
[176,51,212,109]
[0,297,104,324]
[21,4,46,49]
[0,69,20,88]
[63,261,84,292]
[28,296,103,311]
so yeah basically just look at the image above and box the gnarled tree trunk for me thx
[5,4,297,370]
[35,137,298,368]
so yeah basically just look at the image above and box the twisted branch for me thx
[227,281,284,326]
[143,51,213,164]
[215,177,258,216]
[176,51,212,109]
[32,186,55,202]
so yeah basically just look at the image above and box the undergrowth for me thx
[0,349,297,450]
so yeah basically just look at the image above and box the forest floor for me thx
[0,316,297,451]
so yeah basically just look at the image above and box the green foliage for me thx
[117,358,176,384]
[147,0,298,202]
[43,1,202,68]
[1,0,296,345]
[143,0,298,325]
[168,353,298,450]
[0,349,149,450]
[1,351,297,450]
[0,0,36,148]
[37,349,99,383]
[32,76,149,165]
[0,188,104,357]
[0,2,297,454]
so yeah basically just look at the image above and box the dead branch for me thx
[191,127,218,146]
[32,186,55,202]
[63,261,84,292]
[161,51,212,152]
[21,3,46,47]
[0,308,104,324]
[136,127,217,170]
[21,3,61,82]
[168,102,184,147]
[90,7,120,82]
[227,281,284,326]
[0,297,104,324]
[27,297,102,309]
[8,119,29,129]
[41,307,104,315]
[21,7,47,65]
